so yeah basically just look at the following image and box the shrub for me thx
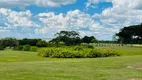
[86,49,103,58]
[87,45,94,49]
[103,50,121,57]
[38,49,52,57]
[87,49,121,58]
[0,46,4,50]
[37,47,121,58]
[30,46,38,52]
[13,45,23,51]
[74,46,84,51]
[22,45,31,51]
[36,40,47,47]
[50,50,83,58]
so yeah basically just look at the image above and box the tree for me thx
[19,38,41,46]
[50,31,81,46]
[0,40,4,50]
[82,36,98,44]
[116,24,142,44]
[36,40,47,47]
[0,38,19,48]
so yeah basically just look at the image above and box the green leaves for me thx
[116,24,142,44]
[50,31,81,46]
[38,46,120,58]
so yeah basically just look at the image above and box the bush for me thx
[0,46,4,50]
[30,46,38,52]
[22,45,31,51]
[103,50,121,57]
[38,47,121,58]
[38,49,52,57]
[86,49,121,58]
[13,45,23,51]
[36,40,47,47]
[50,50,84,58]
[86,49,103,58]
[87,45,94,49]
[74,46,84,51]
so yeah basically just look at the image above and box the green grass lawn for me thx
[97,47,142,56]
[0,47,142,80]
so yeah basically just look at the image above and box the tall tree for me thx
[0,38,19,48]
[82,36,98,44]
[50,31,81,46]
[116,24,142,44]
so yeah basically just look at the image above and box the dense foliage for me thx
[0,38,19,48]
[30,46,38,52]
[0,46,4,50]
[116,24,142,44]
[13,45,38,52]
[82,36,98,44]
[36,40,47,47]
[22,45,31,51]
[19,38,41,46]
[13,45,23,51]
[50,31,81,46]
[38,46,120,58]
[50,31,98,46]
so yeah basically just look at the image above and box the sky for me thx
[0,0,142,40]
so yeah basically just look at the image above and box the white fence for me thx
[85,43,142,47]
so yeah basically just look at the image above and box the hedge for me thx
[38,46,121,58]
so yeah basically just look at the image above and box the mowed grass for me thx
[0,47,142,80]
[97,47,142,56]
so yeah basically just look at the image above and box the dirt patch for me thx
[127,66,142,70]
[131,78,142,80]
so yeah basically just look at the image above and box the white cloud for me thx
[85,0,110,8]
[0,0,76,8]
[36,9,102,37]
[110,0,142,10]
[2,0,142,40]
[93,0,142,26]
[86,0,142,10]
[1,9,105,39]
[0,8,39,38]
[0,8,37,28]
[0,8,117,39]
[85,0,142,39]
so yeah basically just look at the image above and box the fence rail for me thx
[85,43,142,47]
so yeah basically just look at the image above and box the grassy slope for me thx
[0,47,142,80]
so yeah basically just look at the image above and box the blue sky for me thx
[0,0,142,40]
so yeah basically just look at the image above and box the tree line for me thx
[0,31,99,50]
[0,38,47,50]
[1,23,141,50]
[49,31,98,46]
[116,23,142,44]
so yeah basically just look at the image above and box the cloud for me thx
[85,0,110,8]
[0,0,76,8]
[111,0,142,10]
[93,0,142,26]
[0,8,40,38]
[0,8,39,36]
[0,8,120,40]
[35,9,103,37]
[86,0,142,10]
[0,8,105,39]
[0,8,38,28]
[85,0,142,39]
